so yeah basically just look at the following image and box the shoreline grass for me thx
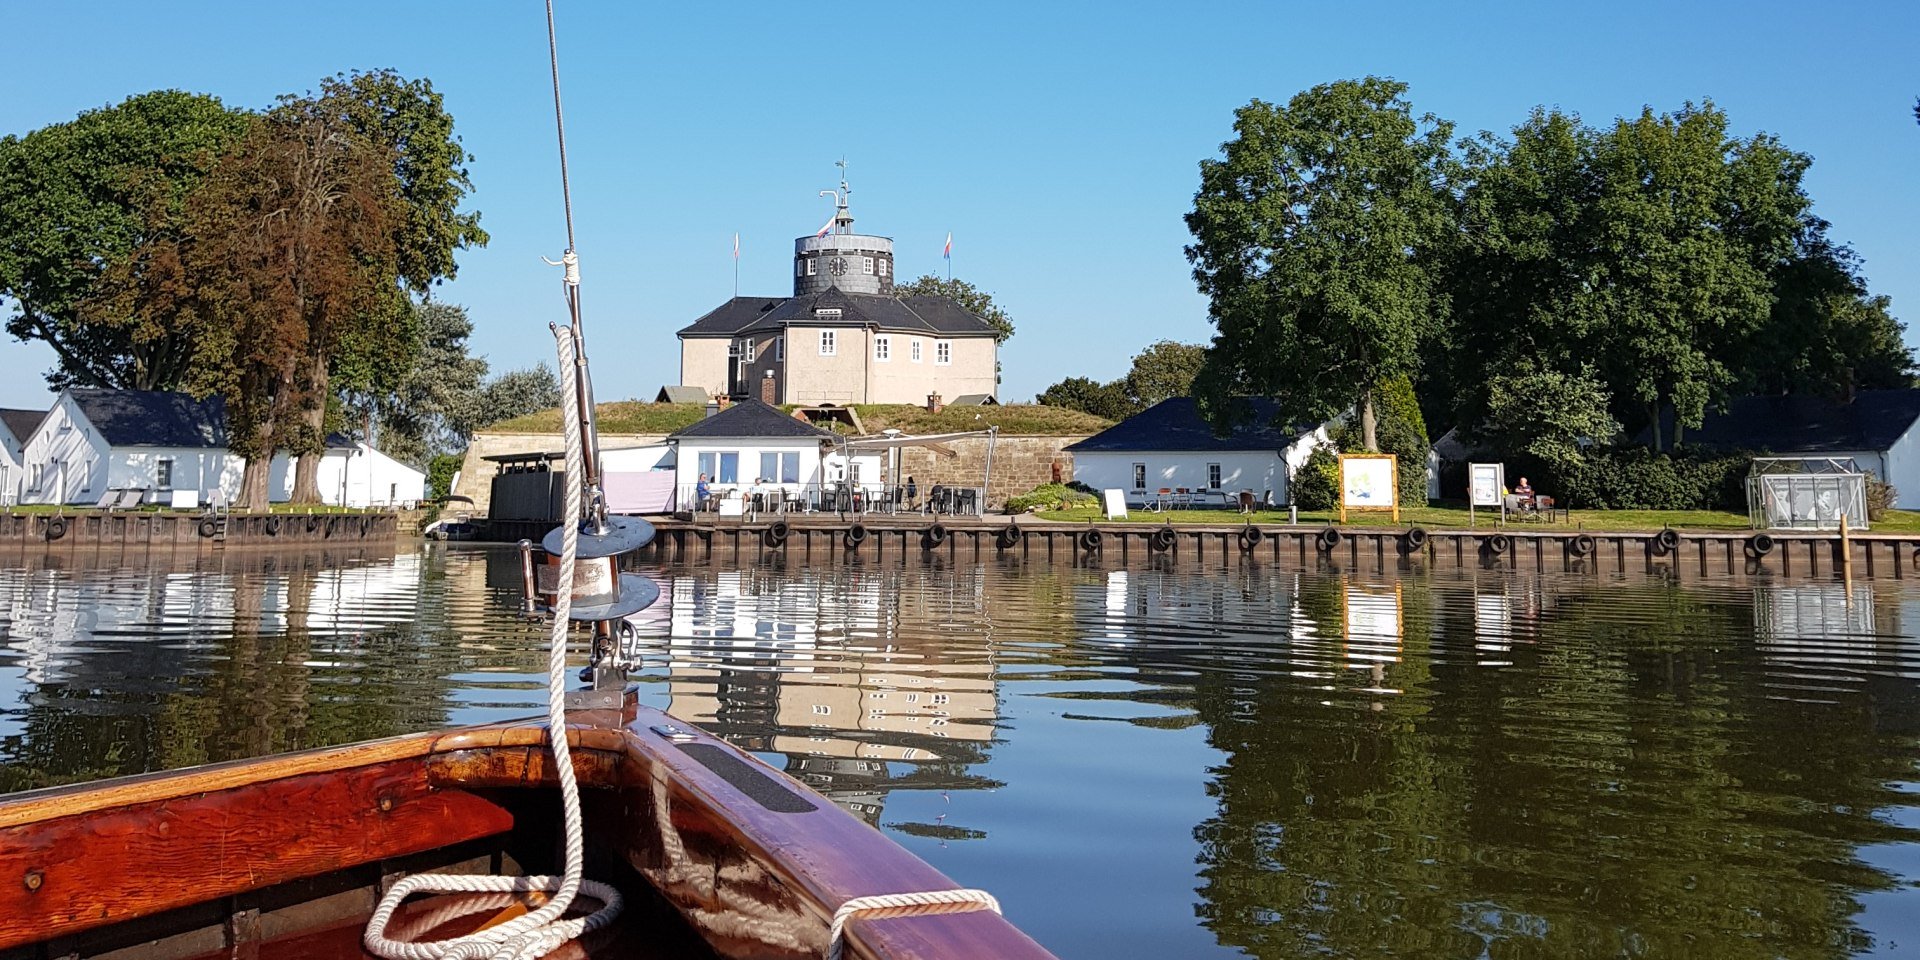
[1033,503,1920,534]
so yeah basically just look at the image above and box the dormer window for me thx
[815,308,841,319]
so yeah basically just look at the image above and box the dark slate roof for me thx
[668,398,837,440]
[678,297,787,337]
[677,289,998,339]
[1639,390,1920,453]
[0,409,44,446]
[70,389,226,447]
[1066,398,1314,453]
[655,385,709,404]
[951,394,999,406]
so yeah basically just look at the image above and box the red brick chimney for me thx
[926,392,943,413]
[759,370,777,404]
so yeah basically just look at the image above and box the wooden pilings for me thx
[635,518,1918,579]
[0,511,400,549]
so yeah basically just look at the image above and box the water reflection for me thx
[2,548,1919,958]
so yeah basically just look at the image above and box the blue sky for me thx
[2,1,1916,411]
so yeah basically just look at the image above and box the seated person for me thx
[695,473,711,510]
[1515,477,1534,499]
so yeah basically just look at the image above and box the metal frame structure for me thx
[1746,456,1869,531]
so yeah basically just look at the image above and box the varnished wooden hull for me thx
[0,697,1054,960]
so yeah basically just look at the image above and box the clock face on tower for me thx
[829,257,848,277]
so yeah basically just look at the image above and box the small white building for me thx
[0,409,41,505]
[17,388,422,509]
[1066,398,1335,507]
[668,399,879,510]
[1647,389,1920,509]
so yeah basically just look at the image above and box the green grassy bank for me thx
[1034,503,1920,534]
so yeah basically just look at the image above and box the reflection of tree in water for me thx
[1190,574,1917,959]
[1,551,465,792]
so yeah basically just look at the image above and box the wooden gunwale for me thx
[0,709,1055,960]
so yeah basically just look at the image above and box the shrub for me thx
[1544,448,1751,510]
[1291,447,1339,510]
[1006,482,1096,514]
[1866,473,1897,522]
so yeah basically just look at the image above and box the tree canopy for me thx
[1186,77,1456,451]
[1036,341,1208,419]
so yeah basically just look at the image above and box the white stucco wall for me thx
[679,337,732,397]
[18,393,112,505]
[1879,430,1920,510]
[1075,450,1289,505]
[279,444,425,507]
[673,437,827,501]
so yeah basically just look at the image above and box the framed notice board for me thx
[1337,453,1399,522]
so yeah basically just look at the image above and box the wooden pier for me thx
[0,510,400,549]
[632,516,1920,578]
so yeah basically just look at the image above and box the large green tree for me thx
[1034,375,1131,420]
[1186,78,1456,451]
[371,301,489,467]
[1122,340,1207,409]
[892,274,1014,342]
[0,91,252,389]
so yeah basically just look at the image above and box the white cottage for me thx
[17,388,423,508]
[0,409,41,506]
[667,399,878,512]
[1066,398,1334,507]
[1644,389,1920,509]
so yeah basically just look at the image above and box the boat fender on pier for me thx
[264,516,281,536]
[1747,533,1775,557]
[1570,533,1595,557]
[1402,527,1428,551]
[1078,528,1103,552]
[1238,525,1264,551]
[1487,533,1512,555]
[1653,528,1680,555]
[1149,527,1176,552]
[844,523,869,549]
[923,524,949,549]
[197,518,218,539]
[996,525,1023,550]
[1316,528,1341,551]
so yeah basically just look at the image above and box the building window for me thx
[154,458,174,489]
[879,259,889,276]
[1208,463,1222,489]
[812,704,831,716]
[1132,463,1146,490]
[796,259,805,277]
[775,335,784,361]
[874,336,890,361]
[743,339,755,363]
[935,340,952,365]
[862,257,874,275]
[911,340,922,362]
[759,451,801,484]
[819,331,836,356]
[806,259,816,276]
[29,463,42,491]
[717,452,739,484]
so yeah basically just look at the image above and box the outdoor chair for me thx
[1238,490,1256,514]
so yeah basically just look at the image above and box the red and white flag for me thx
[732,232,740,260]
[942,232,952,259]
[816,215,835,238]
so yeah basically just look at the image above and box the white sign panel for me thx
[1340,457,1396,508]
[1101,488,1128,520]
[1470,463,1504,507]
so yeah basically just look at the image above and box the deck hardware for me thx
[22,870,42,892]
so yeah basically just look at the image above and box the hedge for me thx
[1542,448,1752,511]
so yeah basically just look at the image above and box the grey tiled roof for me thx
[1066,398,1314,453]
[677,289,998,339]
[655,386,709,404]
[0,408,44,446]
[668,399,838,440]
[1640,390,1920,453]
[70,389,227,447]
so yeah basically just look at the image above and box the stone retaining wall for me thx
[898,435,1084,511]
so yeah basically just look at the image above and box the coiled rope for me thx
[827,889,1002,960]
[363,325,621,959]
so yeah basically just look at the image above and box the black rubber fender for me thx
[1403,527,1429,550]
[1238,525,1264,551]
[197,518,219,538]
[1078,528,1103,552]
[1315,527,1342,551]
[1149,527,1176,552]
[923,523,949,549]
[1747,533,1775,557]
[1487,533,1512,555]
[43,517,67,541]
[306,515,320,533]
[264,515,281,536]
[1653,528,1680,554]
[995,525,1022,550]
[843,523,868,549]
[1570,533,1596,557]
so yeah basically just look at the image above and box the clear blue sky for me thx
[2,1,1915,411]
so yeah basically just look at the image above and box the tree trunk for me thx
[289,356,329,503]
[1359,389,1379,452]
[239,456,273,510]
[1648,402,1663,452]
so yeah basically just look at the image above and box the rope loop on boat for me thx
[362,323,622,960]
[826,889,1002,960]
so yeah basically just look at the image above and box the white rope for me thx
[363,325,621,960]
[826,889,1001,960]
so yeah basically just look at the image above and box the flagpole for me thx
[732,232,740,298]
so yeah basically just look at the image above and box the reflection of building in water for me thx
[652,568,999,824]
[1343,584,1402,695]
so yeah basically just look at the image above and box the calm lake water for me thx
[3,545,1919,959]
